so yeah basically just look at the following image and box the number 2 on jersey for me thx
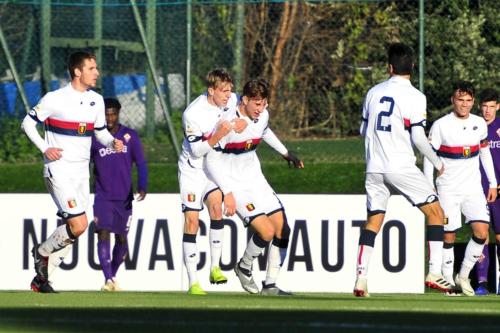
[376,96,394,132]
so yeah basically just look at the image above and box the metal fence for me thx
[0,0,498,162]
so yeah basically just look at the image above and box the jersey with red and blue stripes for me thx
[428,112,488,194]
[28,83,106,178]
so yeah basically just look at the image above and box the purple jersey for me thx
[91,124,148,201]
[480,118,500,232]
[480,118,500,192]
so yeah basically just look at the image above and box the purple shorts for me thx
[93,198,132,235]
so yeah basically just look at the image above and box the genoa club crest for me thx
[245,140,253,150]
[78,123,87,135]
[462,146,471,157]
[246,203,255,211]
[187,194,196,202]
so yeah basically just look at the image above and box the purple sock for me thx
[476,245,489,282]
[97,239,113,281]
[111,242,129,278]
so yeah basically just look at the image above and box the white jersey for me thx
[205,107,284,194]
[178,93,238,170]
[427,112,489,194]
[28,84,106,178]
[361,76,427,173]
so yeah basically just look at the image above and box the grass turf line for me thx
[0,291,499,333]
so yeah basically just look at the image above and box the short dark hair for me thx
[242,79,269,100]
[206,68,233,89]
[104,97,121,112]
[479,88,498,104]
[67,51,96,79]
[452,80,475,98]
[388,43,413,75]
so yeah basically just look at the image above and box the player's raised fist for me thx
[231,118,248,133]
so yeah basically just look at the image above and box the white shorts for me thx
[44,176,89,219]
[439,191,490,232]
[366,169,438,214]
[234,180,283,227]
[178,162,218,212]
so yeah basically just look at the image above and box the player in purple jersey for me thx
[474,88,500,295]
[91,97,148,291]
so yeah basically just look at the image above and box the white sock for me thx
[356,244,374,278]
[209,221,224,269]
[183,234,199,286]
[428,240,444,275]
[38,224,74,257]
[265,244,283,285]
[48,244,73,278]
[459,238,485,278]
[442,246,455,284]
[240,234,268,271]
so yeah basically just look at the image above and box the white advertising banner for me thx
[1,194,425,293]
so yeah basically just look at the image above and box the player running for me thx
[354,43,451,297]
[424,82,497,296]
[205,79,303,296]
[21,51,124,293]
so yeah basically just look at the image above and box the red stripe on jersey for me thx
[45,118,94,131]
[480,139,489,148]
[438,144,480,154]
[403,118,410,129]
[202,133,212,141]
[224,138,262,150]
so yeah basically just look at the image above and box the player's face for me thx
[451,91,474,118]
[105,108,119,132]
[243,97,267,120]
[77,58,100,88]
[481,100,499,123]
[208,82,232,108]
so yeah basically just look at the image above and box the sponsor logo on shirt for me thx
[124,133,131,143]
[99,145,128,157]
[68,199,77,208]
[496,128,500,138]
[187,194,196,202]
[78,123,87,135]
[90,101,95,106]
[246,203,255,211]
[490,140,500,149]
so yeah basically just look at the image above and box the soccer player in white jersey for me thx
[178,69,248,295]
[205,79,304,295]
[354,43,451,297]
[424,81,497,296]
[21,51,124,293]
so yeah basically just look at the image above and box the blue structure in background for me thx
[0,74,148,117]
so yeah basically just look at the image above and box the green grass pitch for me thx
[1,291,500,333]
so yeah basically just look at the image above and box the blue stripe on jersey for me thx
[437,150,479,159]
[410,120,426,128]
[45,125,94,137]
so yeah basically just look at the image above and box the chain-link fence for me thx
[0,0,498,163]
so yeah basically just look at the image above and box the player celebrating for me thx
[354,43,451,297]
[474,88,500,296]
[91,97,148,292]
[178,69,247,295]
[424,81,497,296]
[21,51,124,293]
[205,79,304,296]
